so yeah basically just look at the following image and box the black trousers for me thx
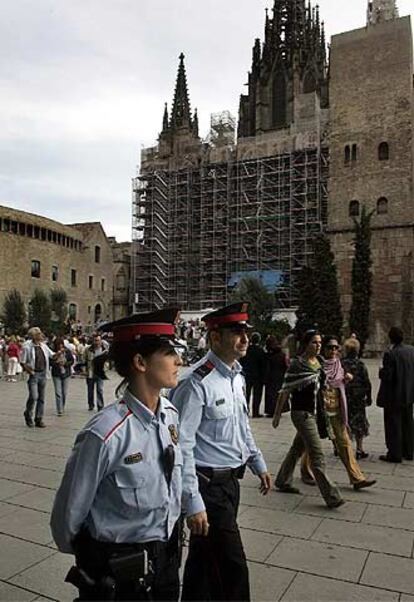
[181,473,250,602]
[246,379,263,417]
[384,404,414,461]
[74,531,180,601]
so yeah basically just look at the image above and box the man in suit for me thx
[377,327,414,462]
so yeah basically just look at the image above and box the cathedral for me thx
[133,0,413,351]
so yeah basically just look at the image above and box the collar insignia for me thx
[124,452,143,465]
[168,424,179,445]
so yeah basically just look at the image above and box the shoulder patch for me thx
[194,360,215,380]
[104,409,133,442]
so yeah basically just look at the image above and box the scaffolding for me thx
[132,146,329,312]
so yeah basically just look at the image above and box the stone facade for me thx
[0,206,122,328]
[329,16,414,349]
[108,238,132,320]
[135,1,414,351]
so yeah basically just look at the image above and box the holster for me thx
[65,565,116,600]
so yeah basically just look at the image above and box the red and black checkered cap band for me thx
[204,313,249,329]
[113,323,176,343]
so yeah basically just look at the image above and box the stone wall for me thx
[0,206,115,327]
[329,16,414,349]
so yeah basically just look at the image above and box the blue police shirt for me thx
[170,350,268,517]
[51,389,183,554]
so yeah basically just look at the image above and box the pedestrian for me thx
[50,338,74,416]
[264,335,288,417]
[273,330,344,507]
[50,309,190,601]
[170,302,271,602]
[341,337,372,458]
[240,331,267,417]
[5,335,20,382]
[377,326,414,462]
[321,336,376,490]
[85,333,109,411]
[20,327,55,428]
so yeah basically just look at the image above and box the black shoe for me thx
[354,479,376,490]
[379,454,402,463]
[328,498,345,509]
[34,419,46,428]
[24,411,34,427]
[356,450,369,460]
[88,406,94,411]
[276,484,302,494]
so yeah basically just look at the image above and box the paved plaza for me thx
[0,361,414,601]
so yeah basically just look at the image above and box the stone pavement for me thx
[0,361,414,601]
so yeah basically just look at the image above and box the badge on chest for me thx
[124,452,143,465]
[168,424,179,445]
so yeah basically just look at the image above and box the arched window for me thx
[378,142,389,161]
[272,72,287,128]
[69,303,77,320]
[94,304,102,324]
[344,145,351,164]
[351,144,357,162]
[377,197,389,215]
[349,200,360,217]
[303,71,316,94]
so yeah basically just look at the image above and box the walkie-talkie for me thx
[163,444,175,489]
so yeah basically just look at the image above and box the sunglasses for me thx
[327,345,340,350]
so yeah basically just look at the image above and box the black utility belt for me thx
[84,535,167,557]
[196,465,246,483]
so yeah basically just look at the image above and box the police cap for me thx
[202,302,252,331]
[99,308,182,346]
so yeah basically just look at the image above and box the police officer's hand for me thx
[187,511,209,536]
[258,472,271,495]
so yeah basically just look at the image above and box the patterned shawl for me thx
[280,357,321,393]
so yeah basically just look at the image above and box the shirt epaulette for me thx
[193,360,215,380]
[164,404,178,414]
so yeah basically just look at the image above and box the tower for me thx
[367,0,399,25]
[238,0,328,138]
[158,53,201,166]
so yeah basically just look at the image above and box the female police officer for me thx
[51,309,196,601]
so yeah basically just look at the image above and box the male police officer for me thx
[51,309,195,601]
[170,303,271,602]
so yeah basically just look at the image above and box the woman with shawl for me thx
[272,330,344,508]
[321,336,376,490]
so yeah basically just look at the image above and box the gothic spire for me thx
[170,52,192,129]
[162,103,169,133]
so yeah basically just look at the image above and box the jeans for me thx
[26,372,47,420]
[275,411,342,507]
[87,377,104,410]
[52,376,69,414]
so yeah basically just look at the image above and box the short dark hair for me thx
[388,327,403,345]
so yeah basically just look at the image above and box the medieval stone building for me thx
[133,0,413,350]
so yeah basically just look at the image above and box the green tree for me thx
[295,234,343,339]
[50,288,68,335]
[230,276,274,327]
[295,265,319,338]
[349,206,374,355]
[29,289,52,333]
[1,289,26,335]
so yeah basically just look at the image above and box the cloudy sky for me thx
[1,0,412,242]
